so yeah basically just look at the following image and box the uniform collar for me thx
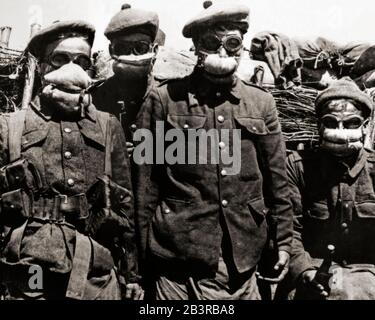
[321,148,369,180]
[30,94,97,123]
[29,94,104,147]
[188,68,241,107]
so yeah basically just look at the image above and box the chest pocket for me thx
[21,129,49,152]
[167,114,207,130]
[234,116,269,136]
[355,201,375,219]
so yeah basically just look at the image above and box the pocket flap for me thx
[306,202,330,220]
[21,129,49,151]
[234,117,269,135]
[167,114,207,130]
[248,198,269,226]
[248,198,269,214]
[356,201,375,218]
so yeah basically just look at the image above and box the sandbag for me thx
[250,31,302,88]
[296,37,370,89]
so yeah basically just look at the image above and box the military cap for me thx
[183,1,250,38]
[315,78,373,117]
[104,4,159,41]
[27,20,95,59]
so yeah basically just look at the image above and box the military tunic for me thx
[0,96,139,299]
[136,70,293,277]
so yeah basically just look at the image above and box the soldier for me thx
[0,20,142,300]
[92,4,160,157]
[278,79,375,300]
[136,1,293,300]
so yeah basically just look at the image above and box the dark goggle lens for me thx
[50,53,71,68]
[202,35,222,52]
[321,116,339,129]
[225,36,243,52]
[201,35,243,53]
[75,55,92,70]
[113,41,151,56]
[343,116,364,129]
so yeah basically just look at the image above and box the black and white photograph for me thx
[0,0,375,311]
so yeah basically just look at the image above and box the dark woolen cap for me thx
[315,78,373,117]
[183,1,250,38]
[27,20,95,59]
[104,4,159,41]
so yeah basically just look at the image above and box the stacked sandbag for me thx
[296,37,370,89]
[250,31,302,88]
[350,45,375,90]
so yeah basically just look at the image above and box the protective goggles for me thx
[47,51,92,71]
[111,41,154,56]
[321,114,365,129]
[200,34,243,53]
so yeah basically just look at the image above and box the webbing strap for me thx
[65,232,92,300]
[8,110,27,162]
[96,112,112,177]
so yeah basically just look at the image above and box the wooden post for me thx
[21,23,41,110]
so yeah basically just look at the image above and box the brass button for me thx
[64,128,72,133]
[130,124,137,131]
[165,208,171,214]
[67,179,75,187]
[219,141,226,149]
[252,126,257,132]
[64,151,72,159]
[216,92,221,98]
[222,200,228,207]
[217,115,225,123]
[221,169,227,177]
[183,124,190,129]
[341,222,348,229]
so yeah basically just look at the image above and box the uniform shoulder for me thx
[239,79,271,95]
[287,148,319,163]
[156,75,190,88]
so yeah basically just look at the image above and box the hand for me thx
[301,270,329,298]
[256,250,290,283]
[126,142,135,156]
[125,283,144,300]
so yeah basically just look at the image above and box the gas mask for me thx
[41,62,92,116]
[319,113,367,157]
[111,41,157,82]
[196,33,243,84]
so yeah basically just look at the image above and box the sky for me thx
[0,0,374,51]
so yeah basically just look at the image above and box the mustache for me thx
[202,54,238,76]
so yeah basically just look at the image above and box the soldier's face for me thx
[40,37,92,78]
[110,33,157,82]
[319,99,366,157]
[195,28,243,84]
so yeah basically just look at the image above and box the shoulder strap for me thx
[8,110,27,162]
[96,111,112,177]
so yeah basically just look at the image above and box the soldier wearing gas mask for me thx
[0,20,142,300]
[92,4,160,157]
[277,78,375,300]
[136,1,293,300]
